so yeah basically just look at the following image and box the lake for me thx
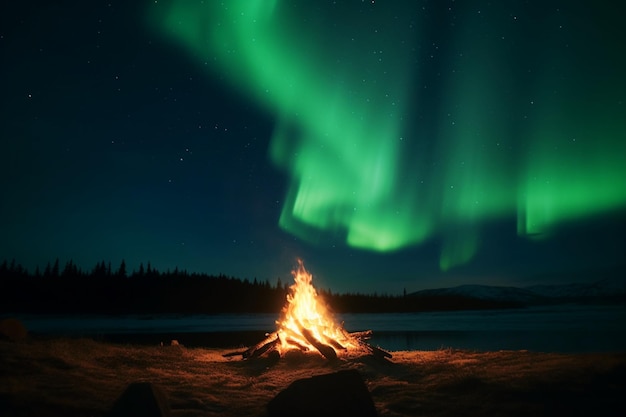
[12,304,626,353]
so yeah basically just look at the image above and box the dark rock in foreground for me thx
[0,318,27,341]
[107,382,170,417]
[267,369,377,417]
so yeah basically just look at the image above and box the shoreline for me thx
[24,327,626,354]
[29,330,271,349]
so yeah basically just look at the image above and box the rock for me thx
[0,318,28,341]
[107,382,170,417]
[267,369,377,417]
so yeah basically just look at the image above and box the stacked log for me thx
[224,329,391,361]
[299,328,337,361]
[340,328,392,360]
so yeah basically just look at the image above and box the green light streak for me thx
[519,108,626,237]
[517,26,626,238]
[149,1,626,270]
[150,0,429,252]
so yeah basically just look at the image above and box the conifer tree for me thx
[116,259,127,278]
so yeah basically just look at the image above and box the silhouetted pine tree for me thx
[51,258,60,278]
[92,260,107,279]
[116,259,127,279]
[62,259,78,278]
[43,261,52,278]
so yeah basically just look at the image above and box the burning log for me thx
[248,333,279,358]
[343,328,392,359]
[285,337,309,352]
[361,341,393,359]
[239,332,279,359]
[224,329,391,360]
[349,330,373,341]
[300,328,337,361]
[327,338,347,351]
[249,337,279,359]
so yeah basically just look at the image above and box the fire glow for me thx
[275,260,357,356]
[226,260,391,361]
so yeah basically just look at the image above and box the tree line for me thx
[0,258,521,314]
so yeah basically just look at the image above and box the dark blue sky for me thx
[1,0,624,294]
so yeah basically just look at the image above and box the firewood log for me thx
[327,338,346,351]
[243,332,278,359]
[300,328,337,361]
[349,330,373,340]
[249,337,279,359]
[222,349,248,358]
[285,337,309,352]
[362,341,393,359]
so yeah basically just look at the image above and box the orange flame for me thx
[276,259,357,355]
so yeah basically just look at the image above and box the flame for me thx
[276,259,357,355]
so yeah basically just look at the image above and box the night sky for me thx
[1,0,624,294]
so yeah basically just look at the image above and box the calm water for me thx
[12,304,626,353]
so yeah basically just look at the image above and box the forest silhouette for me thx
[0,258,520,314]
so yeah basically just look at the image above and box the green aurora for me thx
[149,1,626,271]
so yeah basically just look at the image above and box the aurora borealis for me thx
[1,0,624,292]
[151,1,625,270]
[151,0,425,253]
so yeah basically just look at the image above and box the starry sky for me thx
[1,0,625,294]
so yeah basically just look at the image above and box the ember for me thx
[226,260,391,361]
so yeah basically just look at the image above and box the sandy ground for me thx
[1,338,624,417]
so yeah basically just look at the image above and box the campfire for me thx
[226,260,391,361]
